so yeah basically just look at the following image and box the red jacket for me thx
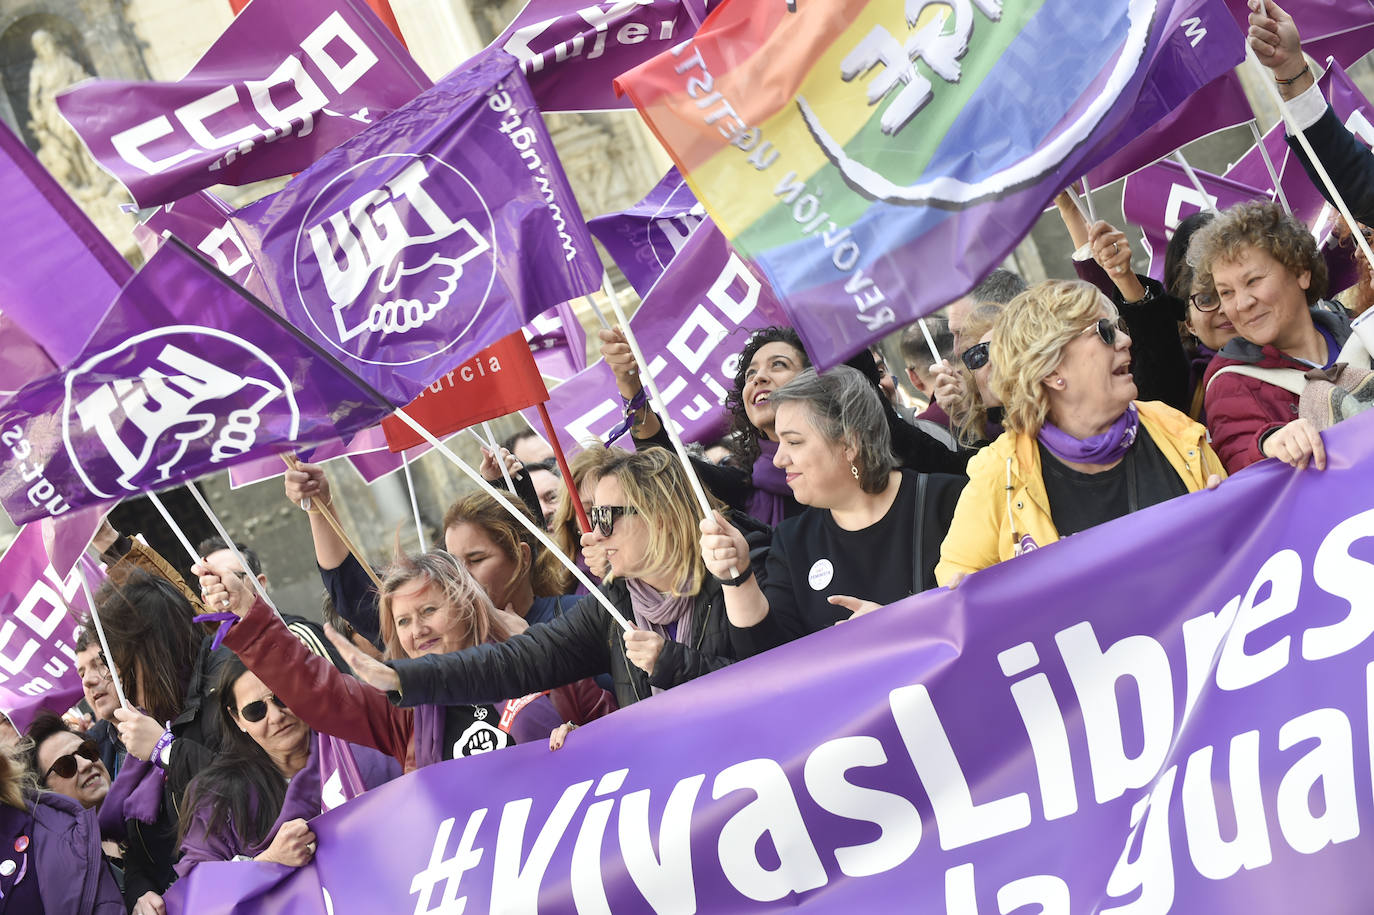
[1202,306,1351,474]
[223,599,614,771]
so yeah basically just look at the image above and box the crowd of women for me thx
[7,2,1374,911]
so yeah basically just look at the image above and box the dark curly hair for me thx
[722,326,810,468]
[1187,199,1328,306]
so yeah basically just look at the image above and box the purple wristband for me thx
[151,727,174,770]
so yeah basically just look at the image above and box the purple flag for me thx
[0,524,102,733]
[534,219,785,452]
[494,0,710,111]
[162,411,1374,913]
[232,48,602,408]
[57,0,431,208]
[319,733,367,813]
[1224,0,1374,67]
[134,190,272,302]
[0,241,391,526]
[524,300,587,383]
[1084,70,1252,186]
[588,166,705,297]
[0,123,130,369]
[1123,159,1269,281]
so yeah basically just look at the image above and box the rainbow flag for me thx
[618,0,1244,368]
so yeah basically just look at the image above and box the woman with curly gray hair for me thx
[1192,199,1364,474]
[699,366,966,657]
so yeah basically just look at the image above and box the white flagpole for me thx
[1248,119,1293,215]
[75,565,130,711]
[1170,151,1219,214]
[481,421,516,492]
[1246,47,1374,270]
[400,451,426,549]
[584,292,612,331]
[1079,176,1098,224]
[917,318,942,365]
[390,408,634,632]
[183,485,280,615]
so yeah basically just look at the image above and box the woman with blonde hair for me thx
[937,280,1223,584]
[333,448,764,710]
[197,549,613,771]
[548,442,619,588]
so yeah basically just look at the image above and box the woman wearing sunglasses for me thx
[1192,200,1366,474]
[0,733,122,913]
[700,367,965,656]
[25,713,111,812]
[949,304,1005,448]
[317,448,761,715]
[198,548,612,771]
[175,656,398,876]
[937,280,1224,584]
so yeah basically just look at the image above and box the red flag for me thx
[381,333,549,451]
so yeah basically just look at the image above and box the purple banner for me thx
[495,0,710,111]
[0,524,101,733]
[525,300,587,383]
[0,122,130,369]
[134,190,273,302]
[57,0,431,208]
[170,411,1374,913]
[232,48,602,408]
[588,166,705,297]
[1084,69,1251,187]
[535,219,785,453]
[0,241,391,525]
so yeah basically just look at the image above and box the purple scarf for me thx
[628,579,695,695]
[1038,403,1140,466]
[746,439,790,526]
[97,754,163,840]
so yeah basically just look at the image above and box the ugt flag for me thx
[618,0,1246,369]
[57,0,431,208]
[588,166,706,296]
[232,47,603,408]
[0,240,392,526]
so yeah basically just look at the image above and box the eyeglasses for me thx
[1189,290,1220,313]
[42,739,100,783]
[588,504,637,538]
[1079,317,1125,346]
[961,341,990,371]
[237,694,289,723]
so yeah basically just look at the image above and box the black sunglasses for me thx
[1079,317,1125,346]
[961,341,990,371]
[43,738,100,783]
[588,504,637,538]
[237,694,289,723]
[1189,290,1220,313]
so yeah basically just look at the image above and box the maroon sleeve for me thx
[223,599,416,770]
[1202,370,1290,474]
[550,678,617,726]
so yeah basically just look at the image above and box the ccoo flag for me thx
[618,0,1246,369]
[0,240,392,526]
[232,47,603,408]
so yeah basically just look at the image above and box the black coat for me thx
[1290,105,1374,226]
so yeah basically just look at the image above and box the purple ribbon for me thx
[1037,403,1140,466]
[193,611,240,650]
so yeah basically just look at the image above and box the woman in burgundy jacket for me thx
[197,550,614,772]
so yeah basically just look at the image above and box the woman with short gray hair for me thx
[700,366,966,657]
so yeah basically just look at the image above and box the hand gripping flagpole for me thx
[183,484,282,617]
[597,272,738,578]
[281,453,386,594]
[75,565,130,711]
[1246,47,1374,271]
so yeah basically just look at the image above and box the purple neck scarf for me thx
[746,439,790,526]
[628,579,695,695]
[1038,403,1140,466]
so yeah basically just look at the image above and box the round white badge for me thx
[808,559,834,591]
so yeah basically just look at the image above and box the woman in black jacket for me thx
[701,366,965,658]
[331,448,768,712]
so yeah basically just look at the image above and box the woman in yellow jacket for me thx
[936,280,1224,585]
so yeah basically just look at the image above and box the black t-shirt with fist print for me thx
[442,703,512,759]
